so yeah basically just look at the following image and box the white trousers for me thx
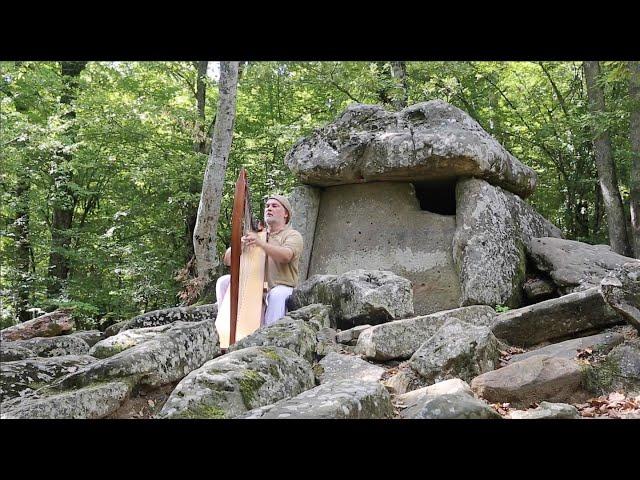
[215,274,293,327]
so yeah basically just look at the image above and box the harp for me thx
[215,168,267,349]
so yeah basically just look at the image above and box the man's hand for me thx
[241,231,265,249]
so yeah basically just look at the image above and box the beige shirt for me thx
[266,224,304,289]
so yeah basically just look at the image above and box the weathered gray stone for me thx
[606,341,640,394]
[408,319,502,385]
[600,262,640,332]
[288,185,321,282]
[453,178,561,309]
[384,365,424,395]
[527,237,639,294]
[404,391,502,419]
[104,320,128,338]
[315,327,340,357]
[0,355,96,402]
[69,330,103,347]
[336,325,372,345]
[0,308,75,342]
[228,318,318,364]
[284,101,537,197]
[158,346,314,419]
[238,378,394,419]
[54,320,219,390]
[315,352,386,384]
[491,287,623,347]
[355,305,496,361]
[0,380,132,419]
[396,378,473,413]
[507,401,580,419]
[471,354,589,407]
[119,303,218,332]
[523,276,557,302]
[0,343,35,362]
[307,182,461,316]
[288,269,414,330]
[286,303,332,330]
[508,332,625,364]
[2,335,90,358]
[89,324,174,359]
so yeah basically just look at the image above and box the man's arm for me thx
[241,232,294,264]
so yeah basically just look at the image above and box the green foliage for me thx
[494,305,511,313]
[1,60,637,326]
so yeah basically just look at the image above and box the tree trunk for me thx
[186,61,209,263]
[583,61,632,256]
[47,61,87,296]
[391,61,408,110]
[14,172,32,322]
[193,61,240,289]
[628,61,640,258]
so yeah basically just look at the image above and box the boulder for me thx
[606,341,640,395]
[0,308,74,342]
[523,276,557,302]
[491,287,622,347]
[284,101,537,197]
[402,391,501,419]
[527,237,639,294]
[69,330,103,347]
[471,354,589,407]
[408,319,502,385]
[158,346,314,419]
[384,365,424,395]
[355,305,496,361]
[336,325,372,345]
[600,262,640,332]
[228,318,318,364]
[288,269,413,329]
[0,343,35,362]
[285,303,332,330]
[238,378,394,419]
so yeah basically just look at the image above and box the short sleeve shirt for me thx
[266,224,304,289]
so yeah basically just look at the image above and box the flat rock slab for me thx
[69,330,103,347]
[355,305,496,361]
[600,262,640,333]
[284,101,537,197]
[508,331,625,364]
[491,287,622,347]
[315,352,386,384]
[527,237,639,294]
[1,380,132,419]
[54,320,219,391]
[1,335,90,358]
[471,354,589,407]
[89,324,174,359]
[238,379,394,419]
[336,325,372,345]
[453,178,561,308]
[0,343,36,362]
[158,346,315,419]
[507,402,580,419]
[402,391,501,419]
[119,303,218,331]
[396,378,472,416]
[1,355,97,402]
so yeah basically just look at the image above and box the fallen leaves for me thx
[498,347,527,367]
[575,392,640,418]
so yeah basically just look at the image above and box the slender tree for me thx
[193,61,240,292]
[391,61,408,110]
[583,61,632,256]
[629,61,640,258]
[47,61,87,295]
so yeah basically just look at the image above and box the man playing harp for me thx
[216,194,303,328]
